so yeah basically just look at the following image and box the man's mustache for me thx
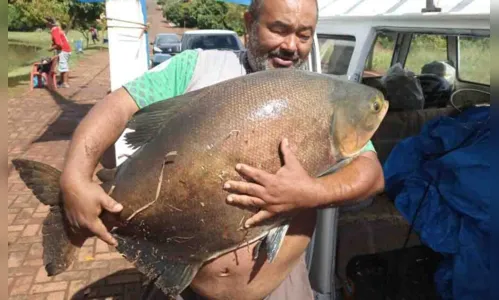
[268,49,300,62]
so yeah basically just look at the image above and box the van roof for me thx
[318,0,490,18]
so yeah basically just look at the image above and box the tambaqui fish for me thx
[12,68,388,299]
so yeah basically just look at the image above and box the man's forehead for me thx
[260,0,318,23]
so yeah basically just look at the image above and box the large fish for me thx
[12,69,388,299]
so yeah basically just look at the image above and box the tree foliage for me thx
[163,0,246,35]
[8,0,105,36]
[66,1,105,46]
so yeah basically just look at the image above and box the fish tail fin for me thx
[11,159,82,276]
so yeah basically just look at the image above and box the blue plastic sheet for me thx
[383,107,490,300]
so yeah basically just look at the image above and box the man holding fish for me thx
[60,0,385,299]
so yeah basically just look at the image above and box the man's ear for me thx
[243,11,254,33]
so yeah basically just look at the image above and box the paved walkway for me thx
[7,1,191,298]
[8,50,148,300]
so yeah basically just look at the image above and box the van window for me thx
[458,36,490,85]
[317,35,355,78]
[364,32,396,77]
[405,34,448,74]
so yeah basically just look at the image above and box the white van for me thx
[305,1,490,299]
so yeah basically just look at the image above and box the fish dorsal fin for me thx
[125,88,209,150]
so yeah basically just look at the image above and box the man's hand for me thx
[223,138,325,228]
[58,88,139,246]
[60,176,123,246]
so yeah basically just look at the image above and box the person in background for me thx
[45,17,72,88]
[90,26,100,44]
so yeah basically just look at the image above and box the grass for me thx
[8,29,109,99]
[367,36,490,85]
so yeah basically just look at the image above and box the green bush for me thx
[8,4,26,31]
[163,0,245,35]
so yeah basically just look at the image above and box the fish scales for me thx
[111,71,335,258]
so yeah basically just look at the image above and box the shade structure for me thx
[217,0,251,5]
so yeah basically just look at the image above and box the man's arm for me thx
[60,88,139,245]
[315,150,384,207]
[49,28,62,51]
[60,49,200,245]
[223,138,384,227]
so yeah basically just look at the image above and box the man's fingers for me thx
[234,164,271,185]
[280,138,300,167]
[100,194,123,213]
[87,219,118,246]
[226,194,266,208]
[245,210,275,228]
[223,180,267,199]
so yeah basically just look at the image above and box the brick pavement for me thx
[8,50,149,300]
[7,0,193,298]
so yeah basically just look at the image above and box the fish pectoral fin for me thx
[114,234,201,299]
[125,91,202,149]
[265,223,290,263]
[316,157,355,177]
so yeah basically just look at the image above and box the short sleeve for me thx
[123,49,199,109]
[359,140,376,154]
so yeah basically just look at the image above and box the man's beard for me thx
[246,24,307,72]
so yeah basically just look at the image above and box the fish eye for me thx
[372,99,381,112]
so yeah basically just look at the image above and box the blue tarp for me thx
[383,106,490,300]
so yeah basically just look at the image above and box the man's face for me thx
[245,0,317,71]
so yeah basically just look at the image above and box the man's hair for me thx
[248,0,319,20]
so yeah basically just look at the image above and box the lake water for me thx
[8,43,44,72]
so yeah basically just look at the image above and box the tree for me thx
[65,1,105,47]
[8,0,70,31]
[222,3,246,36]
[8,0,105,41]
[162,0,246,35]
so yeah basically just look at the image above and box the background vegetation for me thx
[366,33,490,85]
[160,0,247,35]
[8,0,107,97]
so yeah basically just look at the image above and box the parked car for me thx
[151,33,181,55]
[180,29,245,52]
[150,33,181,68]
[150,53,172,68]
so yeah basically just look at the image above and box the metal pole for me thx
[422,0,442,13]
